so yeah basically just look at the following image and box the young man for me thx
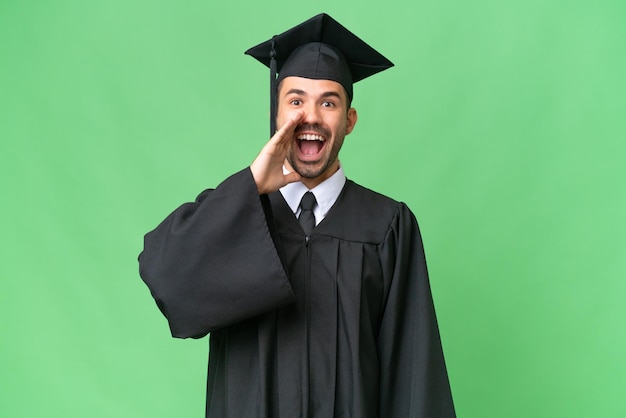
[139,13,455,418]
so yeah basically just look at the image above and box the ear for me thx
[346,107,358,135]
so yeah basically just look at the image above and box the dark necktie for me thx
[298,191,316,236]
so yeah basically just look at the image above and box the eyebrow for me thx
[284,89,344,101]
[321,91,343,100]
[285,88,306,96]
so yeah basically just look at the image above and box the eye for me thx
[321,100,335,108]
[290,99,302,106]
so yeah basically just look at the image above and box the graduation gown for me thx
[139,168,455,418]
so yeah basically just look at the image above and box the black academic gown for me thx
[139,168,455,418]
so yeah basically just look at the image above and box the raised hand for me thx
[250,111,304,194]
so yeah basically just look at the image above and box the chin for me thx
[295,166,324,179]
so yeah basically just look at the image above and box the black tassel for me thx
[269,36,277,137]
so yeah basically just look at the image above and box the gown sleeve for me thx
[138,168,295,339]
[377,204,456,417]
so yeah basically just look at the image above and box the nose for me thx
[301,102,322,125]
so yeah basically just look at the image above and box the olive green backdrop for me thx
[1,1,624,417]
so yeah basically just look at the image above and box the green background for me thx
[1,1,624,417]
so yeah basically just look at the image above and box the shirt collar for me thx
[280,165,347,221]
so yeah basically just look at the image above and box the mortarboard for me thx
[245,13,394,136]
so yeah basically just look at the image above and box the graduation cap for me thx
[245,13,394,136]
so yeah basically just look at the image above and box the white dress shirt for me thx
[279,165,346,226]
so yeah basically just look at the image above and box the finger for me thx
[271,111,304,145]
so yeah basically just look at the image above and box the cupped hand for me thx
[250,111,304,194]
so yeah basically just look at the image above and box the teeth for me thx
[297,134,324,141]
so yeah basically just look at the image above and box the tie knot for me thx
[300,191,316,211]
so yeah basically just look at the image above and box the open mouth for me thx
[296,133,326,157]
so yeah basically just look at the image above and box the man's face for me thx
[276,76,357,187]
